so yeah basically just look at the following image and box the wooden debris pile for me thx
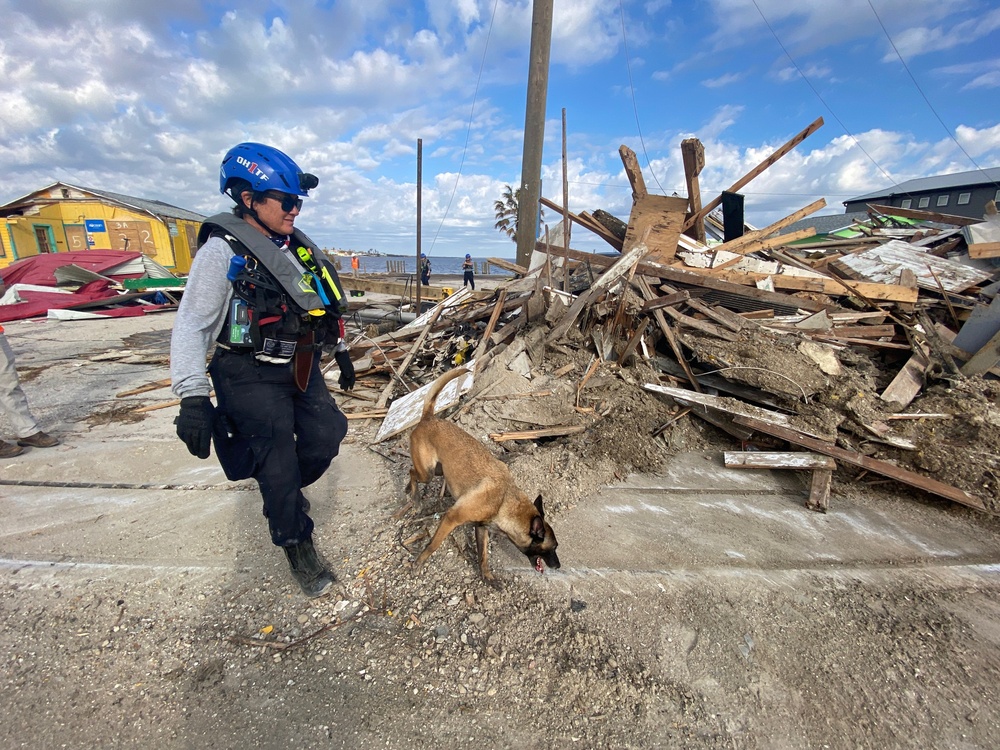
[338,114,1000,515]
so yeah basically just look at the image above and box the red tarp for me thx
[0,252,162,322]
[0,250,145,286]
[0,280,135,323]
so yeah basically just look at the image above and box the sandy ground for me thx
[2,311,1000,749]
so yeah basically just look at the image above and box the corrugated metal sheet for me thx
[831,239,992,293]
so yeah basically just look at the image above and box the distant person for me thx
[462,253,475,290]
[0,324,60,458]
[170,142,353,598]
[419,253,431,286]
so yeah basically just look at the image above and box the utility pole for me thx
[416,138,422,309]
[514,0,553,269]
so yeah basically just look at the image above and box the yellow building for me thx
[0,183,205,273]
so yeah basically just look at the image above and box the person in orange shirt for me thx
[0,324,60,458]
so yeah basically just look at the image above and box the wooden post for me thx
[562,107,570,293]
[515,0,553,269]
[682,117,824,233]
[681,138,706,244]
[415,138,422,310]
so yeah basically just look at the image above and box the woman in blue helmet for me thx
[170,142,354,598]
[461,253,475,290]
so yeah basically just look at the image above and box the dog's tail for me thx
[422,367,470,420]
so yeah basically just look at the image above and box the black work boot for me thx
[283,537,335,598]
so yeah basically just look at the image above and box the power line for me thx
[567,178,859,198]
[751,0,905,195]
[618,0,665,193]
[426,0,502,253]
[867,0,1000,190]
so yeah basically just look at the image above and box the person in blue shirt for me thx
[419,254,431,285]
[462,254,475,290]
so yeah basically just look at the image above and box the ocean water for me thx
[335,254,513,276]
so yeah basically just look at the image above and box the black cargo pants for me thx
[208,347,348,547]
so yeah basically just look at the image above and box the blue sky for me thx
[2,0,999,259]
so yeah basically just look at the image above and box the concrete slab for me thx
[489,450,1000,580]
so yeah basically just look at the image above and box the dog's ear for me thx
[530,515,545,542]
[534,495,544,517]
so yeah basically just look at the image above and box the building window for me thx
[937,195,949,207]
[995,188,1000,203]
[918,196,930,208]
[901,199,912,209]
[958,192,971,205]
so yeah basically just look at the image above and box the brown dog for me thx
[408,367,560,580]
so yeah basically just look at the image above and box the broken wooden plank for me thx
[716,198,826,255]
[373,366,475,443]
[617,322,649,365]
[546,242,651,343]
[638,279,702,392]
[661,305,738,341]
[680,265,918,303]
[540,197,623,250]
[867,203,982,227]
[685,298,754,332]
[715,197,826,256]
[485,257,529,276]
[578,211,626,249]
[968,241,1000,259]
[345,409,390,420]
[724,452,837,470]
[879,341,930,408]
[808,470,833,513]
[726,448,837,512]
[731,414,986,511]
[342,276,453,301]
[471,288,507,362]
[489,424,588,442]
[825,325,896,339]
[537,244,838,313]
[377,306,444,408]
[116,378,172,398]
[683,117,824,233]
[641,290,691,311]
[644,384,833,438]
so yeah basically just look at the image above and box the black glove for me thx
[175,396,215,459]
[335,349,356,390]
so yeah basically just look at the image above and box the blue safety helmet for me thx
[465,254,471,259]
[219,142,319,199]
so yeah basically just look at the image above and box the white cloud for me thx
[1,0,998,259]
[774,63,832,83]
[881,8,1000,61]
[964,70,1000,90]
[955,123,1000,158]
[702,72,744,88]
[698,105,744,141]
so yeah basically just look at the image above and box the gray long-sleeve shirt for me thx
[170,236,234,399]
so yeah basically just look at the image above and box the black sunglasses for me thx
[264,192,304,212]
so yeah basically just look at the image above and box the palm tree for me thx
[493,184,520,242]
[493,184,544,243]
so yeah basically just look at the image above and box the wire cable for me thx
[618,0,666,193]
[751,0,907,197]
[426,0,501,254]
[867,0,1000,190]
